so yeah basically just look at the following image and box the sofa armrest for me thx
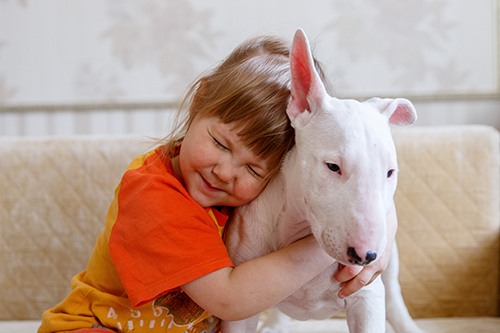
[393,125,500,318]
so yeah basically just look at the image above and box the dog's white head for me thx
[288,29,417,266]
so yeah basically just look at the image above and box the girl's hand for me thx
[333,202,398,299]
[333,241,393,299]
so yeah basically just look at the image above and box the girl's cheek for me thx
[195,142,215,165]
[242,180,265,201]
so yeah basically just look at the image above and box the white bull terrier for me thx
[221,29,425,333]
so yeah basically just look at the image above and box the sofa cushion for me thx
[0,135,152,320]
[0,126,498,324]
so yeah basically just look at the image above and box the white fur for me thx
[221,29,424,333]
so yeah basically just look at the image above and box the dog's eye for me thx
[327,163,341,174]
[387,169,395,178]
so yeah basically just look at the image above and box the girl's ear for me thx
[365,97,417,126]
[287,29,328,125]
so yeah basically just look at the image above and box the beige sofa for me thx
[1,125,499,333]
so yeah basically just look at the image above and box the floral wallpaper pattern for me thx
[0,0,497,105]
[0,0,498,136]
[325,0,469,94]
[101,0,219,97]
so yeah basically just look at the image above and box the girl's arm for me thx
[181,234,334,321]
[182,202,397,322]
[333,201,398,298]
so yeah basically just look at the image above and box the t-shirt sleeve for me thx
[108,161,233,307]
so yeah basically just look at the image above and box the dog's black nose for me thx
[365,251,377,263]
[347,247,377,266]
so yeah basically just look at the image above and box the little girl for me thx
[39,34,396,333]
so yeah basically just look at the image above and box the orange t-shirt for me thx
[39,148,234,333]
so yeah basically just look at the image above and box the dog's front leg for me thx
[344,277,385,333]
[383,243,427,333]
[221,314,260,333]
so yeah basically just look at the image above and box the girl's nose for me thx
[212,162,236,183]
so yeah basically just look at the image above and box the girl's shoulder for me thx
[128,147,177,175]
[120,148,186,193]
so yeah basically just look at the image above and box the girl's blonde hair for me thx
[161,34,328,181]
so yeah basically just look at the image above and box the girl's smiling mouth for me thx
[201,174,224,192]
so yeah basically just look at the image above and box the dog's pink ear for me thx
[366,98,417,126]
[287,29,328,124]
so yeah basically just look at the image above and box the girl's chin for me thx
[191,193,214,208]
[191,189,225,207]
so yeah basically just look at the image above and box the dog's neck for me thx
[273,147,313,248]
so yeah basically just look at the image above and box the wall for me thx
[0,0,498,137]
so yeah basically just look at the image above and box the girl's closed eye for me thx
[210,132,229,151]
[246,165,262,178]
[208,126,267,179]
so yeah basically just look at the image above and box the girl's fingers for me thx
[337,266,381,299]
[332,264,363,283]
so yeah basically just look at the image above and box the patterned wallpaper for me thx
[0,0,497,105]
[0,0,498,135]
